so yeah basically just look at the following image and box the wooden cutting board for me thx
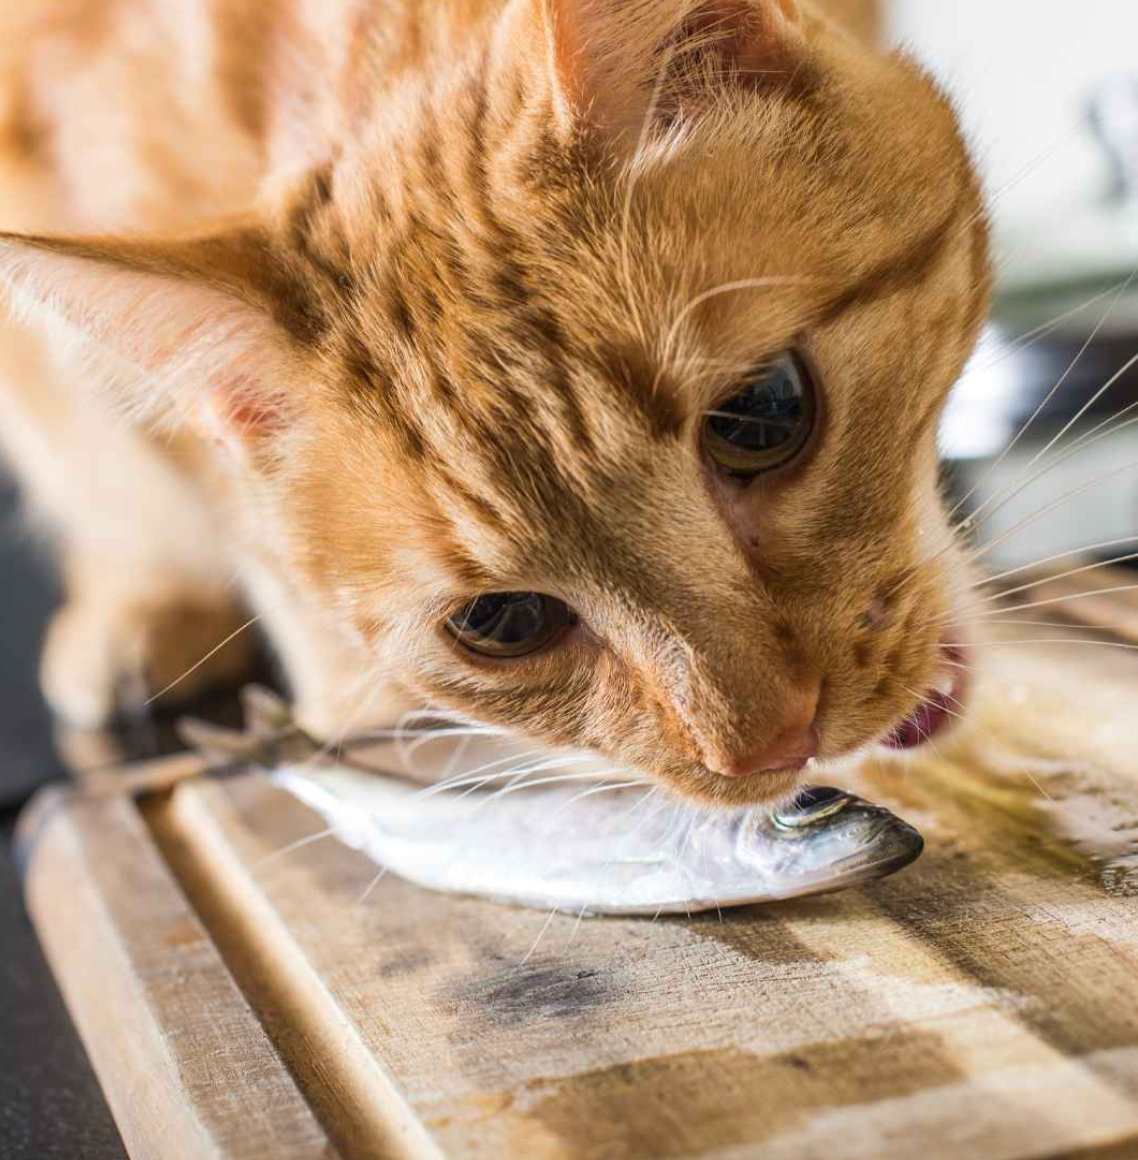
[17,571,1138,1160]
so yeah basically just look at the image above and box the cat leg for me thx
[0,316,257,725]
[240,556,424,742]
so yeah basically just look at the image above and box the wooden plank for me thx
[145,791,449,1160]
[21,599,1138,1159]
[18,789,337,1160]
[146,722,1138,1160]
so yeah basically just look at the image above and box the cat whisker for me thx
[936,683,1056,803]
[559,902,590,957]
[417,748,552,795]
[940,657,977,674]
[420,752,606,798]
[249,825,339,872]
[947,275,1133,526]
[967,457,1138,567]
[142,614,260,707]
[352,865,389,909]
[898,686,945,762]
[411,754,598,798]
[964,281,1130,380]
[475,770,629,808]
[618,784,660,823]
[518,905,560,967]
[961,638,1138,653]
[395,720,496,764]
[948,618,1137,632]
[956,114,1090,235]
[452,758,601,802]
[266,669,381,780]
[962,402,1138,541]
[659,276,811,381]
[553,779,650,813]
[974,536,1138,589]
[972,552,1138,606]
[952,582,1138,623]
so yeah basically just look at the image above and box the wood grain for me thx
[19,789,337,1160]
[19,583,1138,1159]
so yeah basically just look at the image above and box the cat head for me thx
[0,0,990,806]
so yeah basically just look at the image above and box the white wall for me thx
[886,1,1137,276]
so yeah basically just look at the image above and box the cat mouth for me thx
[882,641,968,752]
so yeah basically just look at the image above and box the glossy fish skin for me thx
[275,769,924,916]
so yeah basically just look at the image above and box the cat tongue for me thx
[884,687,954,750]
[884,648,965,751]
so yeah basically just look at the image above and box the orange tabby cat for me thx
[0,0,989,806]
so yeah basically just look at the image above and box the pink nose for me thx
[713,688,820,778]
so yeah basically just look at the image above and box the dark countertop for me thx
[0,480,127,1160]
[0,472,279,1159]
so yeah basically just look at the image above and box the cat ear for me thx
[0,226,307,454]
[538,0,806,142]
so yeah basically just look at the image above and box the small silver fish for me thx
[275,767,924,916]
[177,687,923,917]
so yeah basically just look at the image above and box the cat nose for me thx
[712,687,819,778]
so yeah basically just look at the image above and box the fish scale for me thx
[275,767,925,916]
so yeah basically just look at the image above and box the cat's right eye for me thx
[446,592,575,659]
[702,352,817,476]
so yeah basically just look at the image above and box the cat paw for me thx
[40,590,258,727]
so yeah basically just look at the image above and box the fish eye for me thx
[446,592,575,658]
[701,352,817,476]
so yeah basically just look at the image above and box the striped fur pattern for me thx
[0,0,990,804]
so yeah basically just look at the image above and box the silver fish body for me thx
[275,768,924,916]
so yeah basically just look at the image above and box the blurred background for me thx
[892,0,1138,568]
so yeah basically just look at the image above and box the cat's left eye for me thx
[446,592,574,659]
[702,352,817,476]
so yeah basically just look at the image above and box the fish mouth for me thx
[883,639,969,752]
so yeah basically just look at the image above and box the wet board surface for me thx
[17,572,1138,1160]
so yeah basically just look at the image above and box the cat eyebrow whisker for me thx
[657,276,813,389]
[956,115,1090,237]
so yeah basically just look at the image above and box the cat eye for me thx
[702,352,817,475]
[446,592,575,658]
